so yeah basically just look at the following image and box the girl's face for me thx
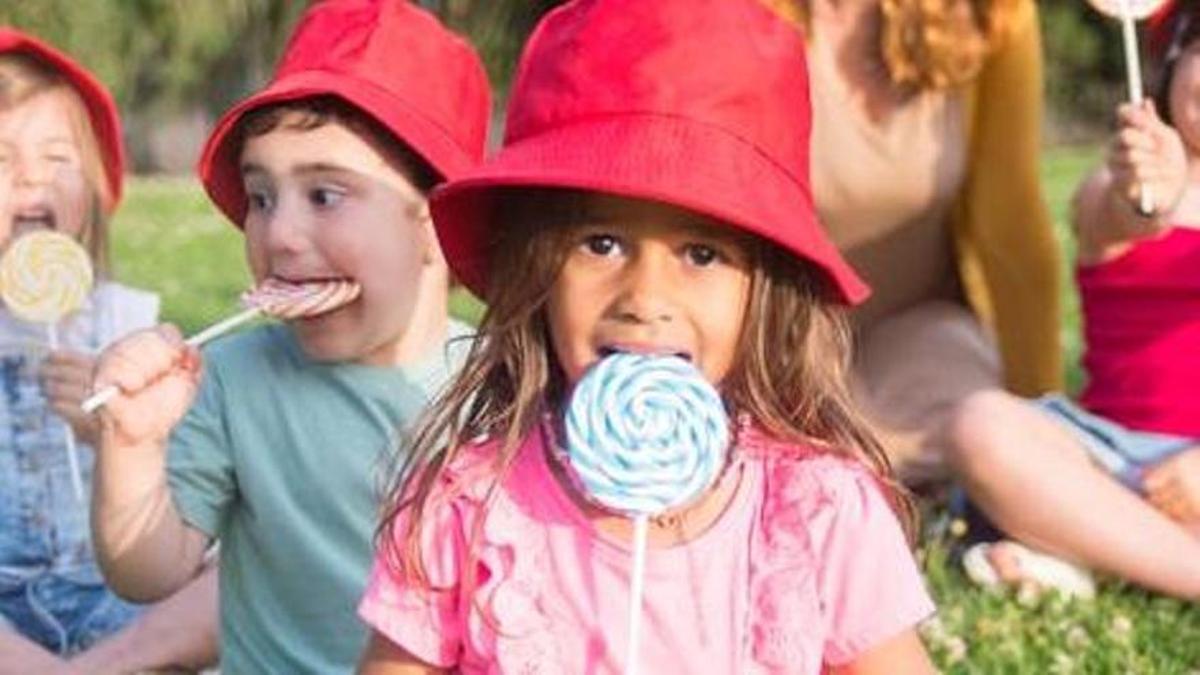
[0,89,91,247]
[1171,43,1200,155]
[545,194,753,387]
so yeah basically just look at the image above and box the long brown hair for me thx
[0,53,113,276]
[377,188,916,585]
[760,0,1023,90]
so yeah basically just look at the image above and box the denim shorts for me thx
[1034,394,1197,492]
[0,567,142,655]
[0,341,142,654]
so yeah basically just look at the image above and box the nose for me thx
[14,154,51,188]
[610,246,677,324]
[262,195,309,256]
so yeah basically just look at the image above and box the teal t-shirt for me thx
[167,321,469,673]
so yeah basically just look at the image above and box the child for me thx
[946,0,1200,600]
[0,28,218,673]
[88,1,490,671]
[357,1,936,672]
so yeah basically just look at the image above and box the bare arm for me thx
[358,632,450,675]
[68,562,219,673]
[827,628,937,675]
[90,326,210,601]
[1073,102,1188,265]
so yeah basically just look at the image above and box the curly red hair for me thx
[759,0,1023,90]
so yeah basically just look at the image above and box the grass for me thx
[108,149,1200,672]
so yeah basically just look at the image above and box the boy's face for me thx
[239,117,441,364]
[544,194,752,388]
[0,89,91,247]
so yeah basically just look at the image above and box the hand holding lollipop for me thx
[1087,0,1172,214]
[81,277,361,413]
[0,230,94,501]
[563,352,729,675]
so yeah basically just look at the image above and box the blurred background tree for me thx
[0,0,1141,170]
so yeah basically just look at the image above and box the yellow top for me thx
[951,0,1063,395]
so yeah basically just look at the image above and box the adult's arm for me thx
[954,0,1064,396]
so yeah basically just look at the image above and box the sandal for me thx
[962,541,1096,599]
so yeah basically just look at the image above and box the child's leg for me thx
[946,390,1200,600]
[854,300,1002,487]
[0,629,64,674]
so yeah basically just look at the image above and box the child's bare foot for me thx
[962,541,1096,599]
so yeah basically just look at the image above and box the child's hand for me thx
[1108,101,1188,231]
[40,349,101,446]
[92,325,202,451]
[1142,447,1200,524]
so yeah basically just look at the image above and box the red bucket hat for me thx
[198,0,491,226]
[430,0,868,304]
[0,28,125,210]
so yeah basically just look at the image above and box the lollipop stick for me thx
[183,306,263,347]
[625,514,649,675]
[1119,0,1156,213]
[80,306,263,414]
[47,323,85,503]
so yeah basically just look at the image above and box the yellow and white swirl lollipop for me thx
[0,230,93,323]
[0,230,95,504]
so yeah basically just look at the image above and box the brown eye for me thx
[246,190,274,213]
[308,187,345,208]
[684,244,720,267]
[583,233,621,256]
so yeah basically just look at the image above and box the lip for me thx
[267,273,356,286]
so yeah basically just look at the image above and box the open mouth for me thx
[598,345,692,362]
[13,207,56,235]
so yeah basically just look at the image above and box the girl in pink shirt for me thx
[357,1,936,673]
[947,1,1200,602]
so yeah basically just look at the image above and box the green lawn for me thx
[109,148,1200,672]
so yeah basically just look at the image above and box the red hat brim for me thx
[199,70,479,226]
[432,113,869,305]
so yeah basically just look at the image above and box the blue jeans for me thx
[0,344,142,655]
[1034,394,1196,492]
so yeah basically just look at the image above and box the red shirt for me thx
[1078,227,1200,437]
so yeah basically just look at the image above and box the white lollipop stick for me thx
[1118,0,1156,213]
[625,514,649,675]
[79,306,263,414]
[182,306,264,348]
[47,322,85,503]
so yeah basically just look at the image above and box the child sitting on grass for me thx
[947,1,1200,601]
[88,1,491,670]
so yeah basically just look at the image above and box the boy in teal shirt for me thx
[87,1,491,671]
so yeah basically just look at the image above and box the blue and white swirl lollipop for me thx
[564,352,729,515]
[563,352,729,674]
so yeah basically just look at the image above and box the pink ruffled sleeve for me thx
[811,465,935,665]
[358,496,467,668]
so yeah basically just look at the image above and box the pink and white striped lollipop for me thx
[81,277,362,413]
[241,277,361,319]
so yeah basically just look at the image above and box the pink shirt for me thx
[359,425,933,674]
[1078,227,1200,437]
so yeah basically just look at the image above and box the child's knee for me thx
[944,389,1024,475]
